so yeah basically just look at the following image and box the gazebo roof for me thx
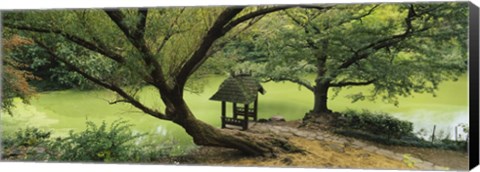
[210,74,266,104]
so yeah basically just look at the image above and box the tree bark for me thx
[310,38,331,115]
[312,82,331,114]
[168,96,300,156]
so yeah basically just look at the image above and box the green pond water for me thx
[1,75,469,148]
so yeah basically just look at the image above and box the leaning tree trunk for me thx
[166,96,300,156]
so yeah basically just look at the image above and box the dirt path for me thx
[190,137,413,169]
[372,143,469,170]
[244,122,448,170]
[174,122,458,170]
[166,121,467,170]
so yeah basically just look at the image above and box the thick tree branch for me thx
[176,6,325,90]
[337,4,428,70]
[175,7,244,90]
[34,39,169,120]
[300,5,334,11]
[222,6,294,33]
[104,9,171,92]
[337,33,408,69]
[4,23,125,63]
[330,79,376,87]
[264,77,314,91]
[135,9,148,39]
[104,10,132,38]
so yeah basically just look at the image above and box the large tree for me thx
[2,6,318,156]
[227,3,468,115]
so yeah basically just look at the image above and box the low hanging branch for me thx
[337,4,432,70]
[330,79,376,87]
[263,77,314,91]
[34,39,170,121]
[222,6,292,33]
[3,23,126,63]
[104,9,171,93]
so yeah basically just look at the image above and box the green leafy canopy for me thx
[224,3,468,106]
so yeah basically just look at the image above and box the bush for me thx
[1,127,55,160]
[334,109,413,140]
[2,120,189,162]
[336,129,468,151]
[51,120,145,162]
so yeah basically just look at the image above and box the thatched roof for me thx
[210,74,266,104]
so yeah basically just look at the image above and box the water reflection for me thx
[392,109,469,140]
[156,125,168,136]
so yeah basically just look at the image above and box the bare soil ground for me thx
[298,115,469,170]
[160,119,468,170]
[175,137,412,170]
[371,142,468,170]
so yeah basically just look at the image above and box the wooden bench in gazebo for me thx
[209,73,266,130]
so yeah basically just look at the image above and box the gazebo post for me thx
[221,101,226,128]
[253,96,258,121]
[209,74,266,130]
[233,103,237,119]
[243,104,249,130]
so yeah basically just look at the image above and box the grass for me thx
[1,75,469,149]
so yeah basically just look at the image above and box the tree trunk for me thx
[168,96,300,157]
[311,38,331,115]
[312,82,331,114]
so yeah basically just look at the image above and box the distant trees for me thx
[226,3,468,116]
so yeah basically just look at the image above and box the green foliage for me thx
[2,120,190,162]
[2,127,51,147]
[222,3,468,110]
[334,109,413,139]
[3,8,234,94]
[51,119,144,162]
[5,40,120,91]
[336,129,467,152]
[1,127,54,160]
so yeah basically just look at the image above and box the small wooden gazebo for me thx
[210,74,266,130]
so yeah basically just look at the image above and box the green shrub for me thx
[1,127,55,160]
[2,127,51,147]
[2,120,188,162]
[334,109,413,140]
[52,119,144,162]
[336,129,467,151]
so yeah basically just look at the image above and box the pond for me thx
[1,74,469,148]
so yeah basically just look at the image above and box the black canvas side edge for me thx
[469,2,480,170]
